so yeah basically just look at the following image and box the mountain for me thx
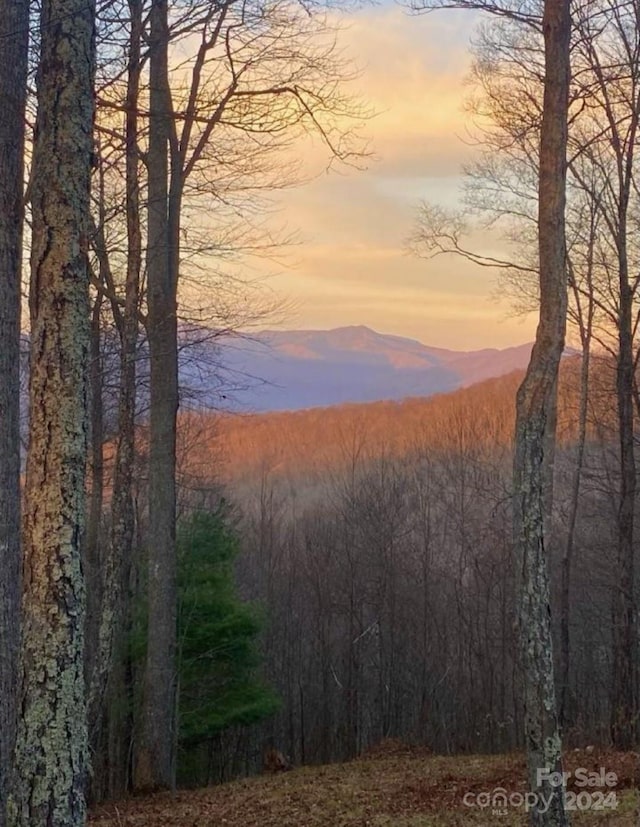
[179,325,536,412]
[182,355,599,487]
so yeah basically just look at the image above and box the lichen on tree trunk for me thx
[7,0,95,822]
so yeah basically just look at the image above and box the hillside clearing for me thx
[90,747,638,826]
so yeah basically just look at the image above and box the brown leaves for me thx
[89,748,638,827]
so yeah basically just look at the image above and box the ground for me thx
[90,744,638,826]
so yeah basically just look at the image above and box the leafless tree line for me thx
[225,417,630,770]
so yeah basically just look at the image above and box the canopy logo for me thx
[462,768,619,815]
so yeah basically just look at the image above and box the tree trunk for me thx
[89,0,143,759]
[133,0,179,791]
[560,265,594,729]
[7,0,95,821]
[0,1,28,823]
[611,277,636,749]
[86,291,104,696]
[512,1,570,826]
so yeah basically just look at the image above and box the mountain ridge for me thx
[184,325,537,411]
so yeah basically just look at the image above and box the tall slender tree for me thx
[573,1,640,747]
[8,0,96,821]
[134,0,178,791]
[88,0,144,755]
[512,1,571,825]
[0,2,29,825]
[408,0,571,823]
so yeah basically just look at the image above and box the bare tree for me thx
[570,0,640,748]
[88,0,145,772]
[512,2,570,825]
[133,0,179,791]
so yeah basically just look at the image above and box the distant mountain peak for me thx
[181,325,537,412]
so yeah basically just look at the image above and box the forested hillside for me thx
[117,354,619,777]
[175,355,612,486]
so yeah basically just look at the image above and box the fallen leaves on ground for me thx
[90,746,638,826]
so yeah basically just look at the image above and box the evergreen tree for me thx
[135,505,278,786]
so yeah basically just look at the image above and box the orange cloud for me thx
[247,6,537,349]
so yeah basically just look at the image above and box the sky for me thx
[259,4,539,351]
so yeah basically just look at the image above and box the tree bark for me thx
[7,0,95,821]
[0,2,28,824]
[133,0,179,791]
[513,1,570,826]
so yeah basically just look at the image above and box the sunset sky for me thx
[264,3,538,351]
